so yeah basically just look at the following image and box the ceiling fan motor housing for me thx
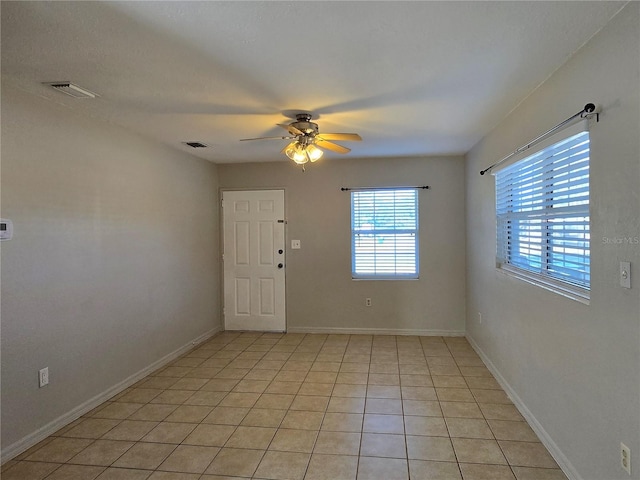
[292,114,319,136]
[240,112,360,159]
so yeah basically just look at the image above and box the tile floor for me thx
[2,333,568,480]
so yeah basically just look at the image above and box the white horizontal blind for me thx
[496,131,590,289]
[351,189,418,279]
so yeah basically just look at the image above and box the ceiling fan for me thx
[240,113,362,169]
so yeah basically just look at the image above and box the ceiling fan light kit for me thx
[241,113,362,171]
[285,141,323,165]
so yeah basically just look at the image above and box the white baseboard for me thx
[466,334,582,480]
[288,326,465,336]
[1,327,221,464]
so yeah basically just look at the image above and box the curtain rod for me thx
[341,186,430,191]
[479,103,599,176]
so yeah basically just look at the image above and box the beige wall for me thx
[465,4,639,480]
[4,7,635,478]
[0,83,221,456]
[219,155,466,335]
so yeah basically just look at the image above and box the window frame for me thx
[350,188,419,280]
[493,123,590,302]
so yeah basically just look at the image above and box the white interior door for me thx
[223,190,286,331]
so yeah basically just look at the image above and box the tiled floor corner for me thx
[2,333,568,479]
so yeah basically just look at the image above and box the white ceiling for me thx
[1,1,625,164]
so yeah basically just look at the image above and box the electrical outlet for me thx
[365,298,372,307]
[39,367,49,388]
[621,442,631,475]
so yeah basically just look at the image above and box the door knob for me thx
[278,263,284,269]
[278,249,283,254]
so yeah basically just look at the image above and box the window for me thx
[495,129,590,297]
[351,188,418,279]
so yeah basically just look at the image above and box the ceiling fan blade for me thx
[277,123,304,136]
[316,138,351,154]
[239,135,293,141]
[316,133,362,142]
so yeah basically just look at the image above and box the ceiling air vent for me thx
[44,82,98,99]
[183,142,208,149]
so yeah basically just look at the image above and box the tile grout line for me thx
[4,332,567,480]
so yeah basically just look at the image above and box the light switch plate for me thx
[291,240,301,249]
[0,219,13,241]
[620,261,631,289]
